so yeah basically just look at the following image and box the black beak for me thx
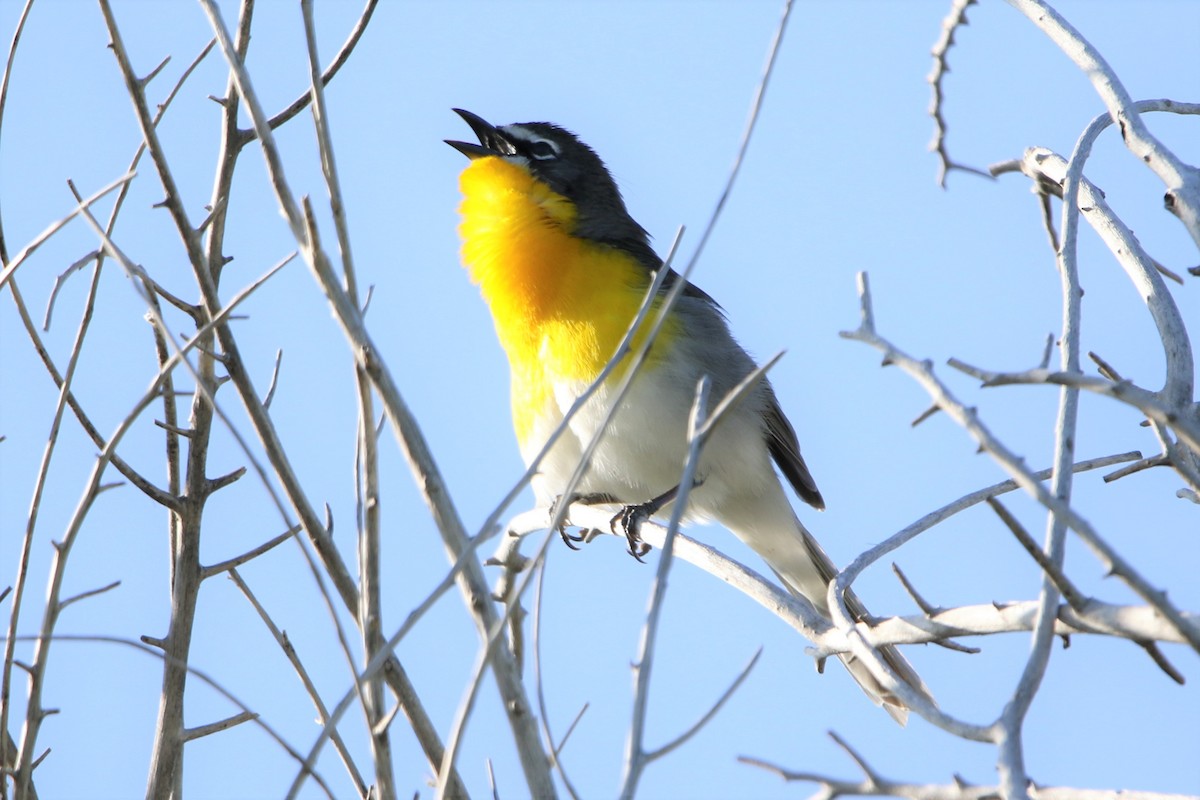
[445,108,516,159]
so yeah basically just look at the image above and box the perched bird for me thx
[447,109,930,723]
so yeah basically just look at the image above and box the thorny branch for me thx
[3,1,1195,799]
[927,0,994,186]
[827,3,1199,777]
[1003,0,1200,249]
[198,2,546,795]
[742,730,1196,800]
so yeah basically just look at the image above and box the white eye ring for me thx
[526,139,559,160]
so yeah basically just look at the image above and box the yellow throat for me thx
[456,156,671,444]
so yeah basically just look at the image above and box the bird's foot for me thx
[549,492,618,550]
[610,503,654,562]
[558,527,586,551]
[607,479,705,562]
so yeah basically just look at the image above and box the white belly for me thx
[520,362,778,525]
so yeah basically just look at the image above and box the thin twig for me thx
[19,634,338,799]
[927,0,994,187]
[42,250,100,331]
[619,377,712,799]
[262,349,284,409]
[644,648,762,762]
[182,711,259,742]
[0,172,136,291]
[262,0,379,134]
[3,235,109,795]
[228,569,368,796]
[199,5,531,792]
[58,580,121,612]
[682,0,793,273]
[531,553,584,800]
[844,276,1200,651]
[200,526,299,579]
[298,4,396,797]
[986,498,1088,611]
[1004,0,1200,248]
[0,0,38,265]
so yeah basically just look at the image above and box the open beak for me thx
[445,108,516,159]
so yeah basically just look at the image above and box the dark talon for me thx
[559,527,585,550]
[607,480,700,562]
[550,493,615,552]
[631,540,651,561]
[610,504,654,562]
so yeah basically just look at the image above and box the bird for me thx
[446,109,931,723]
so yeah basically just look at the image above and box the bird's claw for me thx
[558,526,586,550]
[610,504,653,562]
[547,493,579,548]
[550,492,619,552]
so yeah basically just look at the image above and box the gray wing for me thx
[661,273,824,511]
[763,389,824,510]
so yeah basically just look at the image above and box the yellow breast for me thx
[456,157,669,444]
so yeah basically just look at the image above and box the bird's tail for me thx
[827,588,932,726]
[721,499,933,724]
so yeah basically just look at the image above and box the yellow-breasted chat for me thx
[446,108,930,722]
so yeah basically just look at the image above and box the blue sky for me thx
[2,1,1198,798]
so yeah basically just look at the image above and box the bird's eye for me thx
[527,140,558,160]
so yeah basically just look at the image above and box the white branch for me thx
[840,274,1200,657]
[1004,0,1200,249]
[508,509,1197,652]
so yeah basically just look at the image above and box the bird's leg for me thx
[549,492,620,550]
[610,479,702,562]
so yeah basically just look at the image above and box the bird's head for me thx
[446,109,650,250]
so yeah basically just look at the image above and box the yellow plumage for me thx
[457,156,673,445]
[448,111,931,723]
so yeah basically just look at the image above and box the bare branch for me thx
[927,0,994,187]
[201,526,300,579]
[987,498,1088,611]
[995,126,1089,790]
[683,0,792,272]
[644,648,762,763]
[949,355,1200,484]
[298,3,395,795]
[182,711,258,742]
[3,243,111,794]
[199,6,533,791]
[0,171,136,291]
[0,0,38,264]
[1014,141,1197,428]
[12,371,178,794]
[261,349,284,409]
[842,275,1200,657]
[288,518,501,798]
[41,249,100,331]
[620,377,712,799]
[262,0,379,133]
[1003,1,1200,248]
[741,743,1195,800]
[21,634,338,799]
[58,581,121,612]
[228,569,368,796]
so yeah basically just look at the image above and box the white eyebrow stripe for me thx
[501,125,560,158]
